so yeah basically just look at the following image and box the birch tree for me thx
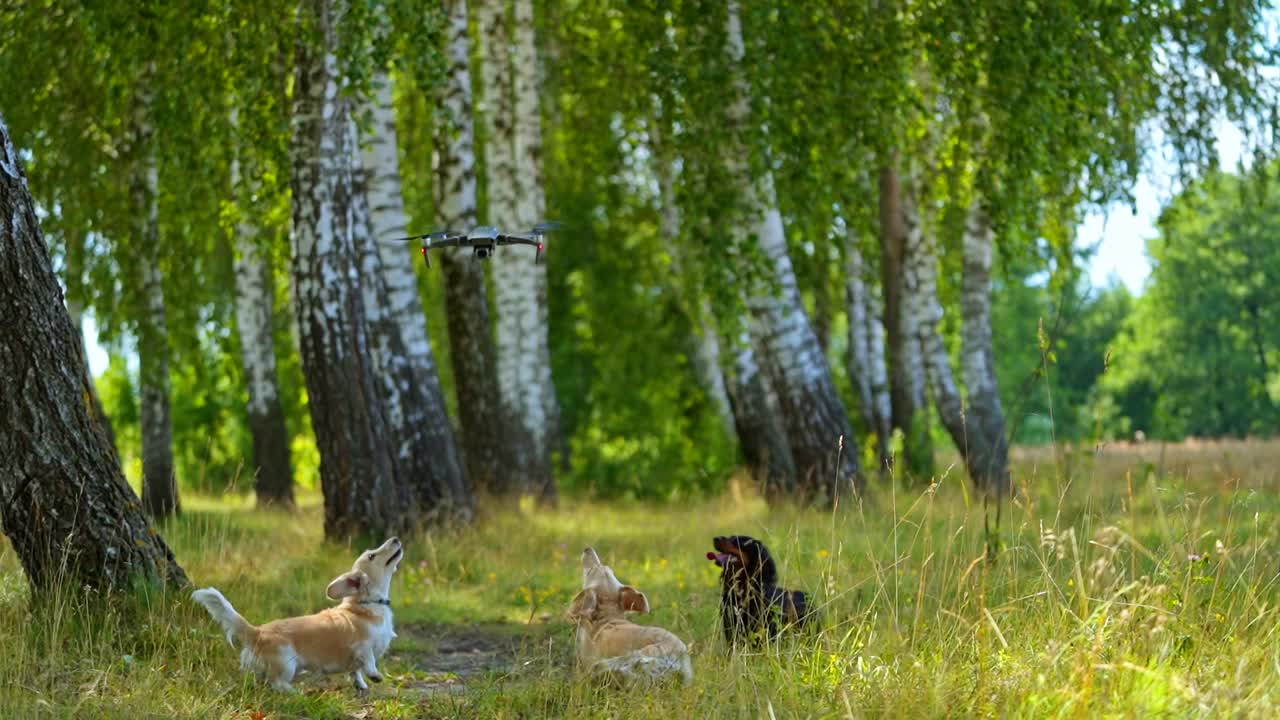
[0,115,188,593]
[509,0,563,502]
[129,66,179,519]
[434,0,512,495]
[878,157,933,481]
[479,0,557,500]
[230,107,295,508]
[723,0,863,502]
[291,0,415,537]
[844,223,892,472]
[359,68,472,520]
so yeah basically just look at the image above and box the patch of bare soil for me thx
[390,622,569,696]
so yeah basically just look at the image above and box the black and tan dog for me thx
[707,535,815,647]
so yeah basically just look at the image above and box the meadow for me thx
[1,438,1277,719]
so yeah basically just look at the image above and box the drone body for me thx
[390,224,557,267]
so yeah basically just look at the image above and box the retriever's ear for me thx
[619,585,650,614]
[326,570,369,600]
[567,588,598,622]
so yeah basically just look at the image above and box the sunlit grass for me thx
[2,438,1278,718]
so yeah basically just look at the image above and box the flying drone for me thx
[388,223,559,267]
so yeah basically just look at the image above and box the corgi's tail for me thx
[191,587,258,648]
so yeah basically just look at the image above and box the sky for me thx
[78,120,1252,380]
[1078,117,1248,295]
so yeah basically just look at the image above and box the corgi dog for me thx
[192,537,404,692]
[568,546,693,684]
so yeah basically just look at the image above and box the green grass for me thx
[2,439,1279,718]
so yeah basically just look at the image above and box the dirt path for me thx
[389,622,568,696]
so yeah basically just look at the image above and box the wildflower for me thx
[818,549,830,559]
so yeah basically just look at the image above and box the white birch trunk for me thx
[727,331,797,492]
[230,106,295,507]
[879,157,934,479]
[960,197,1011,495]
[481,0,556,499]
[360,71,442,395]
[352,111,471,520]
[511,0,561,501]
[724,0,863,501]
[908,183,966,447]
[291,0,414,538]
[437,0,514,495]
[844,226,891,469]
[130,67,178,519]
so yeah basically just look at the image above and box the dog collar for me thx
[360,598,392,607]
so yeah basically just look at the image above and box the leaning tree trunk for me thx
[291,0,415,538]
[130,75,178,520]
[723,0,863,503]
[65,233,119,455]
[910,188,967,474]
[480,0,551,500]
[0,116,187,594]
[845,226,892,472]
[725,333,797,497]
[435,0,512,496]
[958,199,1010,496]
[359,70,472,520]
[879,157,934,480]
[507,0,562,504]
[911,185,1011,498]
[230,110,295,508]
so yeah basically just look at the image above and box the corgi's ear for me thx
[619,586,650,614]
[326,570,369,600]
[567,588,598,622]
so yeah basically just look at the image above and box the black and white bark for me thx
[0,116,188,593]
[358,69,472,521]
[726,333,797,496]
[957,199,1011,496]
[480,0,557,501]
[435,0,512,496]
[129,72,178,519]
[291,0,415,538]
[723,1,863,502]
[879,157,933,479]
[910,185,1011,497]
[509,0,563,502]
[844,225,892,472]
[230,108,295,508]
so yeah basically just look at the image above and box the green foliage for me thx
[1096,166,1280,439]
[993,275,1135,445]
[3,0,1279,503]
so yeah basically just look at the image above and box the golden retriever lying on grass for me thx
[567,547,693,684]
[192,537,404,693]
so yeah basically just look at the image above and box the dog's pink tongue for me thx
[707,552,732,566]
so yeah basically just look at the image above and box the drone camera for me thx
[476,247,490,259]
